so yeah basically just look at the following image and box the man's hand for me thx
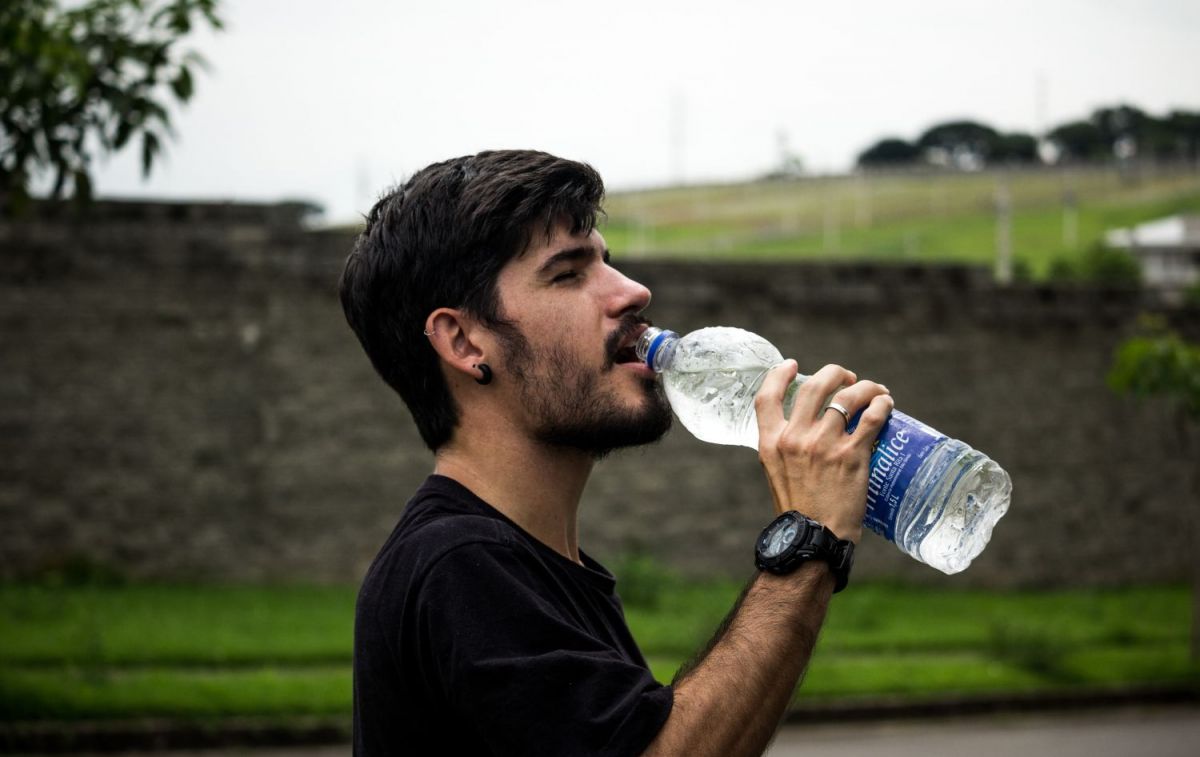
[754,361,893,542]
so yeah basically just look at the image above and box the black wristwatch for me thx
[754,511,855,593]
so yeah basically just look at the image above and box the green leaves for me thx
[0,0,223,208]
[169,65,192,102]
[1108,316,1200,419]
[1050,242,1144,286]
[140,129,159,176]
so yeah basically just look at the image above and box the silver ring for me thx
[824,401,851,429]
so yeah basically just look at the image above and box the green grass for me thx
[804,585,1197,700]
[600,166,1200,278]
[626,579,1196,696]
[0,667,351,720]
[0,584,355,666]
[797,653,1046,699]
[0,580,1195,721]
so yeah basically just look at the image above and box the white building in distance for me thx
[1105,215,1200,302]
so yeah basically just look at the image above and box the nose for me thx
[608,266,652,316]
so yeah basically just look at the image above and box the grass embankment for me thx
[0,580,1195,721]
[600,165,1200,277]
[623,575,1195,700]
[0,585,353,721]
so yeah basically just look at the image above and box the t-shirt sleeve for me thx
[411,540,673,757]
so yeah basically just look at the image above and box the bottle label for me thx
[851,409,947,541]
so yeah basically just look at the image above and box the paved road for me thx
[766,705,1200,757]
[45,705,1200,757]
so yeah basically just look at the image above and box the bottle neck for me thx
[636,327,679,373]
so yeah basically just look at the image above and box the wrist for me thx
[825,520,862,545]
[780,506,861,545]
[755,511,855,593]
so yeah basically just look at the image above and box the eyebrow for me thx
[535,245,611,275]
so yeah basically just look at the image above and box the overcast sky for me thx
[87,0,1200,225]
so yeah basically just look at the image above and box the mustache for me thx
[604,314,652,368]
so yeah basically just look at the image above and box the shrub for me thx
[1078,242,1142,286]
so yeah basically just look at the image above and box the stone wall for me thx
[1,200,1196,588]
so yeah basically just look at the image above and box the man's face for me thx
[490,223,672,457]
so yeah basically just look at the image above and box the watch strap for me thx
[755,511,855,593]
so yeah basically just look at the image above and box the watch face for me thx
[762,519,799,558]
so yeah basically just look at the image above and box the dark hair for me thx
[338,150,606,451]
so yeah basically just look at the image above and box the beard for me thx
[495,320,673,459]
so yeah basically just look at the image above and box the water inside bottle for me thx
[894,440,1012,574]
[659,327,788,449]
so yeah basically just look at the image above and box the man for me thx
[339,150,892,756]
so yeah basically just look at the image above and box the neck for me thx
[434,425,594,564]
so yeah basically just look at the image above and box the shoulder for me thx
[356,508,527,632]
[372,508,523,587]
[380,475,527,570]
[364,474,555,589]
[358,476,569,621]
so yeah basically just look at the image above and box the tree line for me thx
[857,104,1200,170]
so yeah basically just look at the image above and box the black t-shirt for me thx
[353,475,673,756]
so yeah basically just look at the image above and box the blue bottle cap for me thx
[644,329,677,371]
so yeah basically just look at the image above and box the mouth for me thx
[608,321,650,368]
[613,345,640,365]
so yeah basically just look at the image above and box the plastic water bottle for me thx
[637,325,1011,575]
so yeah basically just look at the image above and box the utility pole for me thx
[994,177,1013,284]
[1062,169,1079,250]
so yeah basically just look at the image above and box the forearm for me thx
[641,562,835,757]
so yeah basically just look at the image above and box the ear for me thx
[424,308,490,384]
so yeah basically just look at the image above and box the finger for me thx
[847,392,895,447]
[754,359,800,436]
[820,400,854,433]
[820,380,889,432]
[790,363,857,427]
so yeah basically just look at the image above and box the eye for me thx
[551,270,580,284]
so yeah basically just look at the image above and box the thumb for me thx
[754,360,799,439]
